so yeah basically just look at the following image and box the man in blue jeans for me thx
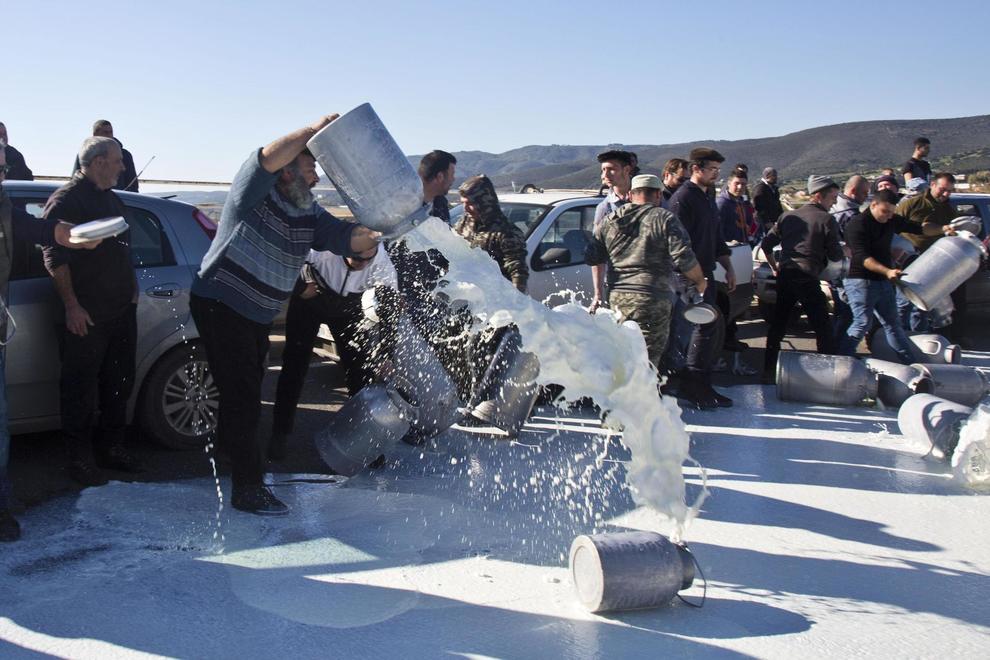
[838,190,952,362]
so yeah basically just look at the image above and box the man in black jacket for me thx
[667,148,737,409]
[761,175,844,380]
[752,167,783,239]
[1,147,102,541]
[43,137,142,488]
[0,123,33,181]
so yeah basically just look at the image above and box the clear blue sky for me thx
[6,0,988,182]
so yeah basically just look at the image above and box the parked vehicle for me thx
[4,181,218,448]
[449,191,756,317]
[753,193,990,321]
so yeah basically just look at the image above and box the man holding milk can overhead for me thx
[189,114,382,516]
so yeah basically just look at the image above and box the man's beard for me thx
[282,173,315,210]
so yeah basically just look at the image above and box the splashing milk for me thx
[952,402,990,489]
[404,218,705,537]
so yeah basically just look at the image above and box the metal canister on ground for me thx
[870,333,960,365]
[864,358,934,408]
[776,352,878,406]
[910,363,990,408]
[569,531,695,613]
[314,383,417,476]
[897,393,974,458]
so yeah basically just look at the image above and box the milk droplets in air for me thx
[404,217,704,537]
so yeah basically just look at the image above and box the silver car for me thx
[450,191,755,316]
[4,181,218,448]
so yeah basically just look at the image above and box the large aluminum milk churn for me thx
[864,358,934,408]
[897,393,974,458]
[315,383,418,476]
[897,231,986,311]
[776,352,878,406]
[307,103,428,238]
[569,531,695,613]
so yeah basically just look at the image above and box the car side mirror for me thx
[539,247,571,267]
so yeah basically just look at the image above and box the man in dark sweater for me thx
[0,123,33,181]
[43,137,143,488]
[660,158,689,209]
[667,148,737,409]
[838,190,951,362]
[190,115,381,516]
[1,148,102,541]
[761,175,844,380]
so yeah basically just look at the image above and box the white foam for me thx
[404,218,702,536]
[952,403,990,489]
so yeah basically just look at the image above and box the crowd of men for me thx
[0,119,979,538]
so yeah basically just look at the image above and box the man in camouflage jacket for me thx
[454,175,529,292]
[586,174,706,371]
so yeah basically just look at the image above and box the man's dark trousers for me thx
[684,275,725,381]
[272,287,369,437]
[765,267,833,373]
[60,304,136,461]
[190,294,270,492]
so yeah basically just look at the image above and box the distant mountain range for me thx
[165,114,990,206]
[408,114,990,191]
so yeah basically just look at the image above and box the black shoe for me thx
[68,459,109,488]
[367,454,386,469]
[0,509,21,542]
[95,446,144,473]
[723,338,749,353]
[708,387,734,408]
[231,486,290,516]
[268,431,289,461]
[677,379,718,411]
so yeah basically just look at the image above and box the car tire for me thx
[140,342,218,450]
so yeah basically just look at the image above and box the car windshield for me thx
[448,202,550,238]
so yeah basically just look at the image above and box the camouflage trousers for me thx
[609,291,673,371]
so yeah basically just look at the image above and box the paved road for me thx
[6,304,988,512]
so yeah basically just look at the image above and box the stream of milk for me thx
[404,218,704,537]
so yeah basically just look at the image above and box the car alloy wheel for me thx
[161,359,219,438]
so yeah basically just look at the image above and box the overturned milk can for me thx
[315,383,417,476]
[897,393,974,458]
[911,363,990,408]
[470,328,540,437]
[570,532,695,613]
[306,103,429,238]
[864,358,934,408]
[777,352,878,406]
[392,316,462,441]
[896,230,987,312]
[870,332,961,365]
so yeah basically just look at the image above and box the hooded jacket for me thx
[585,202,698,297]
[829,193,861,238]
[453,175,529,292]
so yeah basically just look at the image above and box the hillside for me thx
[408,114,990,190]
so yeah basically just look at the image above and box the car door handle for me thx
[146,283,181,298]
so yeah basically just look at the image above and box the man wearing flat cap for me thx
[586,174,706,372]
[761,175,844,380]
